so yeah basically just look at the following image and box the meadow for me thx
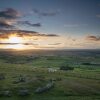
[0,49,100,100]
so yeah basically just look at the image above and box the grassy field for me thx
[0,49,100,100]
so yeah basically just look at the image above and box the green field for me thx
[0,49,100,100]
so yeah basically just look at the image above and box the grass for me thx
[0,96,100,100]
[0,50,100,99]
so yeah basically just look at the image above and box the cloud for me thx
[96,14,100,18]
[0,30,60,49]
[0,43,38,45]
[0,8,21,29]
[48,43,61,45]
[32,8,59,17]
[0,8,20,19]
[0,21,15,29]
[23,43,38,45]
[0,30,59,39]
[17,21,41,27]
[46,34,59,37]
[86,35,100,41]
[64,24,88,28]
[0,43,18,45]
[0,8,42,29]
[35,46,56,49]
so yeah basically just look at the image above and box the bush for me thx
[82,62,91,65]
[60,65,74,71]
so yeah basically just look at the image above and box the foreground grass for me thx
[0,96,100,100]
[0,62,100,97]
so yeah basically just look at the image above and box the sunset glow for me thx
[5,44,25,50]
[0,34,25,50]
[0,31,100,50]
[8,36,22,44]
[0,31,67,50]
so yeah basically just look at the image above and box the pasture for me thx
[0,49,100,100]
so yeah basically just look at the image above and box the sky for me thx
[0,0,100,50]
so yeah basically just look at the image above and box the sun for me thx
[5,35,25,50]
[8,36,22,44]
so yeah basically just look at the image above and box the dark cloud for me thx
[46,34,59,37]
[0,29,37,34]
[23,43,38,45]
[72,39,76,41]
[0,8,21,29]
[32,9,39,14]
[0,8,43,29]
[0,43,38,45]
[36,46,56,49]
[0,21,15,29]
[0,30,59,39]
[0,8,20,19]
[40,12,57,16]
[86,35,100,41]
[18,21,41,27]
[0,43,18,45]
[32,8,59,17]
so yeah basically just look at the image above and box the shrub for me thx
[60,65,74,71]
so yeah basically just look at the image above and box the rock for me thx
[18,89,30,96]
[3,90,12,97]
[19,75,26,82]
[46,82,54,88]
[0,74,5,80]
[48,68,57,73]
[35,82,54,93]
[13,75,26,84]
